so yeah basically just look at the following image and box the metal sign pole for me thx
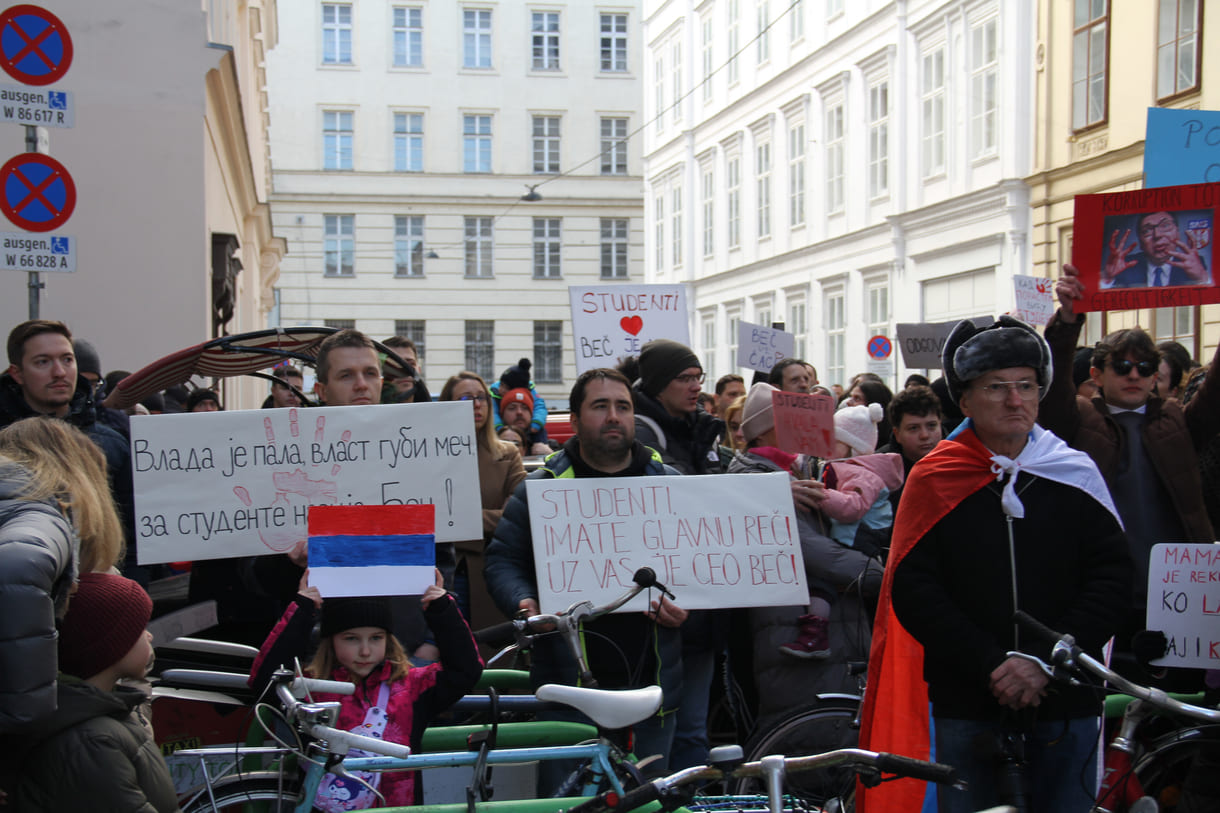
[24,123,41,318]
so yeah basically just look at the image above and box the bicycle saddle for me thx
[535,684,663,731]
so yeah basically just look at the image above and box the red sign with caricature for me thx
[1072,182,1219,313]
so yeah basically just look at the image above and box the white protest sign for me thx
[1012,276,1056,326]
[526,472,807,613]
[569,284,690,374]
[736,320,796,373]
[896,316,995,369]
[1146,542,1220,669]
[131,402,480,564]
[772,391,836,458]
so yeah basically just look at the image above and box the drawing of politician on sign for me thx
[1100,209,1213,290]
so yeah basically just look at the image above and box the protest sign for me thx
[131,401,480,564]
[569,284,690,374]
[1072,182,1220,313]
[1146,543,1220,669]
[736,320,796,372]
[895,317,994,369]
[1144,107,1220,188]
[772,390,835,458]
[526,473,807,613]
[308,505,436,597]
[1012,275,1055,326]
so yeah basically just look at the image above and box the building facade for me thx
[267,0,645,406]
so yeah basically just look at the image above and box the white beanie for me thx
[740,382,778,442]
[835,402,884,457]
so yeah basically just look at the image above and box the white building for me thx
[643,0,1034,391]
[268,0,646,405]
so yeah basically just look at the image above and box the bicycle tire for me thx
[731,697,861,807]
[180,774,313,813]
[1133,724,1220,812]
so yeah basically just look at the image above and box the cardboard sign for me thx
[569,284,690,374]
[736,320,796,373]
[525,473,807,613]
[1144,107,1220,188]
[131,402,480,564]
[1012,275,1056,326]
[1146,543,1220,669]
[308,505,436,597]
[895,317,994,369]
[1072,182,1220,313]
[772,390,836,458]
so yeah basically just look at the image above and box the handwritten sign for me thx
[736,320,796,373]
[131,402,480,564]
[1072,182,1220,313]
[1146,543,1220,669]
[1012,275,1055,326]
[772,391,835,458]
[308,505,436,598]
[1144,107,1220,188]
[895,317,994,369]
[568,284,690,374]
[526,473,807,613]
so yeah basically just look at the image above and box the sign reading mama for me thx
[1146,542,1220,669]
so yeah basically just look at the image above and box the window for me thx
[868,82,889,197]
[534,321,563,384]
[756,303,772,330]
[727,156,741,248]
[921,49,945,176]
[671,42,682,124]
[394,320,426,366]
[463,114,492,173]
[600,117,627,175]
[756,0,770,64]
[600,13,628,72]
[1157,0,1200,99]
[533,218,561,278]
[757,141,771,237]
[654,55,665,133]
[533,116,560,173]
[323,111,353,170]
[789,299,807,360]
[392,7,423,67]
[531,11,560,70]
[867,280,889,330]
[464,320,494,381]
[728,313,740,370]
[701,17,713,102]
[1072,0,1108,130]
[393,112,423,172]
[325,318,356,330]
[654,194,664,270]
[323,215,354,277]
[600,218,628,279]
[825,104,844,213]
[791,0,804,40]
[672,186,683,266]
[702,167,714,257]
[971,19,998,157]
[464,216,493,277]
[463,8,492,68]
[788,123,805,227]
[394,215,424,277]
[322,3,352,65]
[825,291,845,387]
[827,0,843,16]
[727,0,739,84]
[702,315,717,378]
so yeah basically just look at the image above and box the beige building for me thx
[1028,0,1217,358]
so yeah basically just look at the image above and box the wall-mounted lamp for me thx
[521,184,543,202]
[425,250,440,259]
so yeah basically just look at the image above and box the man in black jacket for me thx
[631,339,723,474]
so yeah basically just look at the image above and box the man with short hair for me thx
[767,358,816,393]
[500,387,553,455]
[877,385,943,512]
[632,339,723,475]
[713,374,746,417]
[266,365,306,408]
[1105,211,1210,289]
[381,335,430,403]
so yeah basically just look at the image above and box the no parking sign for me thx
[0,5,71,86]
[0,152,74,231]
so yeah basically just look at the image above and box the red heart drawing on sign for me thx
[620,315,644,335]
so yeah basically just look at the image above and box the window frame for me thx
[393,112,424,173]
[600,218,629,279]
[756,140,772,238]
[599,13,628,72]
[868,80,889,198]
[702,166,715,257]
[464,320,495,381]
[727,155,741,249]
[921,47,946,178]
[391,6,423,68]
[970,17,999,158]
[532,115,561,174]
[788,122,805,227]
[464,216,494,278]
[1156,0,1202,101]
[671,185,683,267]
[1071,0,1110,132]
[600,117,628,175]
[463,113,493,173]
[533,321,563,384]
[321,3,353,65]
[394,215,425,278]
[824,103,844,213]
[531,11,561,71]
[463,8,493,69]
[323,110,354,171]
[533,217,562,279]
[323,214,355,278]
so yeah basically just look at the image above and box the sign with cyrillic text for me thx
[1146,542,1220,669]
[526,472,806,613]
[772,391,835,458]
[736,320,796,373]
[131,402,480,564]
[568,284,690,374]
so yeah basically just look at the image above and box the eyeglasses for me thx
[1108,359,1157,378]
[1138,218,1178,239]
[974,380,1040,401]
[675,373,706,385]
[459,394,490,404]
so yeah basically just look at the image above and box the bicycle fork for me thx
[1093,699,1152,813]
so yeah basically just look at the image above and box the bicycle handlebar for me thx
[305,721,413,759]
[291,676,356,697]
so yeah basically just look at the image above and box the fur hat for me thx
[499,358,533,391]
[942,315,1053,403]
[638,340,701,398]
[58,573,152,679]
[320,597,394,637]
[501,387,533,412]
[835,402,884,457]
[740,382,778,442]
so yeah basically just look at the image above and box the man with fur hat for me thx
[858,315,1132,813]
[631,339,724,475]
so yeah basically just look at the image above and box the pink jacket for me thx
[821,452,904,525]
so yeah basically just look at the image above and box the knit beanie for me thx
[638,340,701,398]
[185,388,221,411]
[502,387,534,412]
[500,358,533,391]
[740,382,778,443]
[942,315,1054,403]
[73,340,101,378]
[835,402,884,457]
[320,597,394,637]
[58,572,152,679]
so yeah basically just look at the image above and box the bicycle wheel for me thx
[181,774,311,813]
[1133,724,1220,812]
[732,698,861,807]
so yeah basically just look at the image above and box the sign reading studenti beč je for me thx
[568,284,690,374]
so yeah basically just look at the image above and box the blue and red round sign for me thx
[0,152,75,231]
[867,335,892,360]
[0,5,72,86]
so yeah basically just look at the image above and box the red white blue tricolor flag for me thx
[307,505,436,597]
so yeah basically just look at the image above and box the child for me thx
[250,569,483,810]
[489,358,549,442]
[13,573,178,812]
[779,403,903,659]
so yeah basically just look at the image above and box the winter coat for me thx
[820,453,904,547]
[460,437,526,639]
[12,680,179,812]
[631,389,724,475]
[250,592,483,807]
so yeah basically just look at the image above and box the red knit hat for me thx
[502,387,534,412]
[58,572,152,679]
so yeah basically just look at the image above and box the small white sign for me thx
[1146,542,1220,669]
[0,231,74,271]
[568,284,690,374]
[1012,275,1056,326]
[0,85,73,128]
[736,320,796,373]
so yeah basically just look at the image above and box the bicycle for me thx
[1013,610,1220,813]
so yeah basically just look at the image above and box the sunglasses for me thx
[1108,359,1157,377]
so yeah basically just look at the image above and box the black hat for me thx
[185,388,222,412]
[320,597,394,637]
[499,358,532,391]
[942,315,1053,403]
[1071,347,1094,390]
[638,340,701,398]
[73,340,101,378]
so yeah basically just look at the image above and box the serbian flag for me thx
[307,505,436,597]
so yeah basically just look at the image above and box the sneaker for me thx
[778,614,831,659]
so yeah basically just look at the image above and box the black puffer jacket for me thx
[632,388,724,475]
[13,680,179,812]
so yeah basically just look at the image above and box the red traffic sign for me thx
[867,335,892,360]
[0,5,71,86]
[0,152,75,231]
